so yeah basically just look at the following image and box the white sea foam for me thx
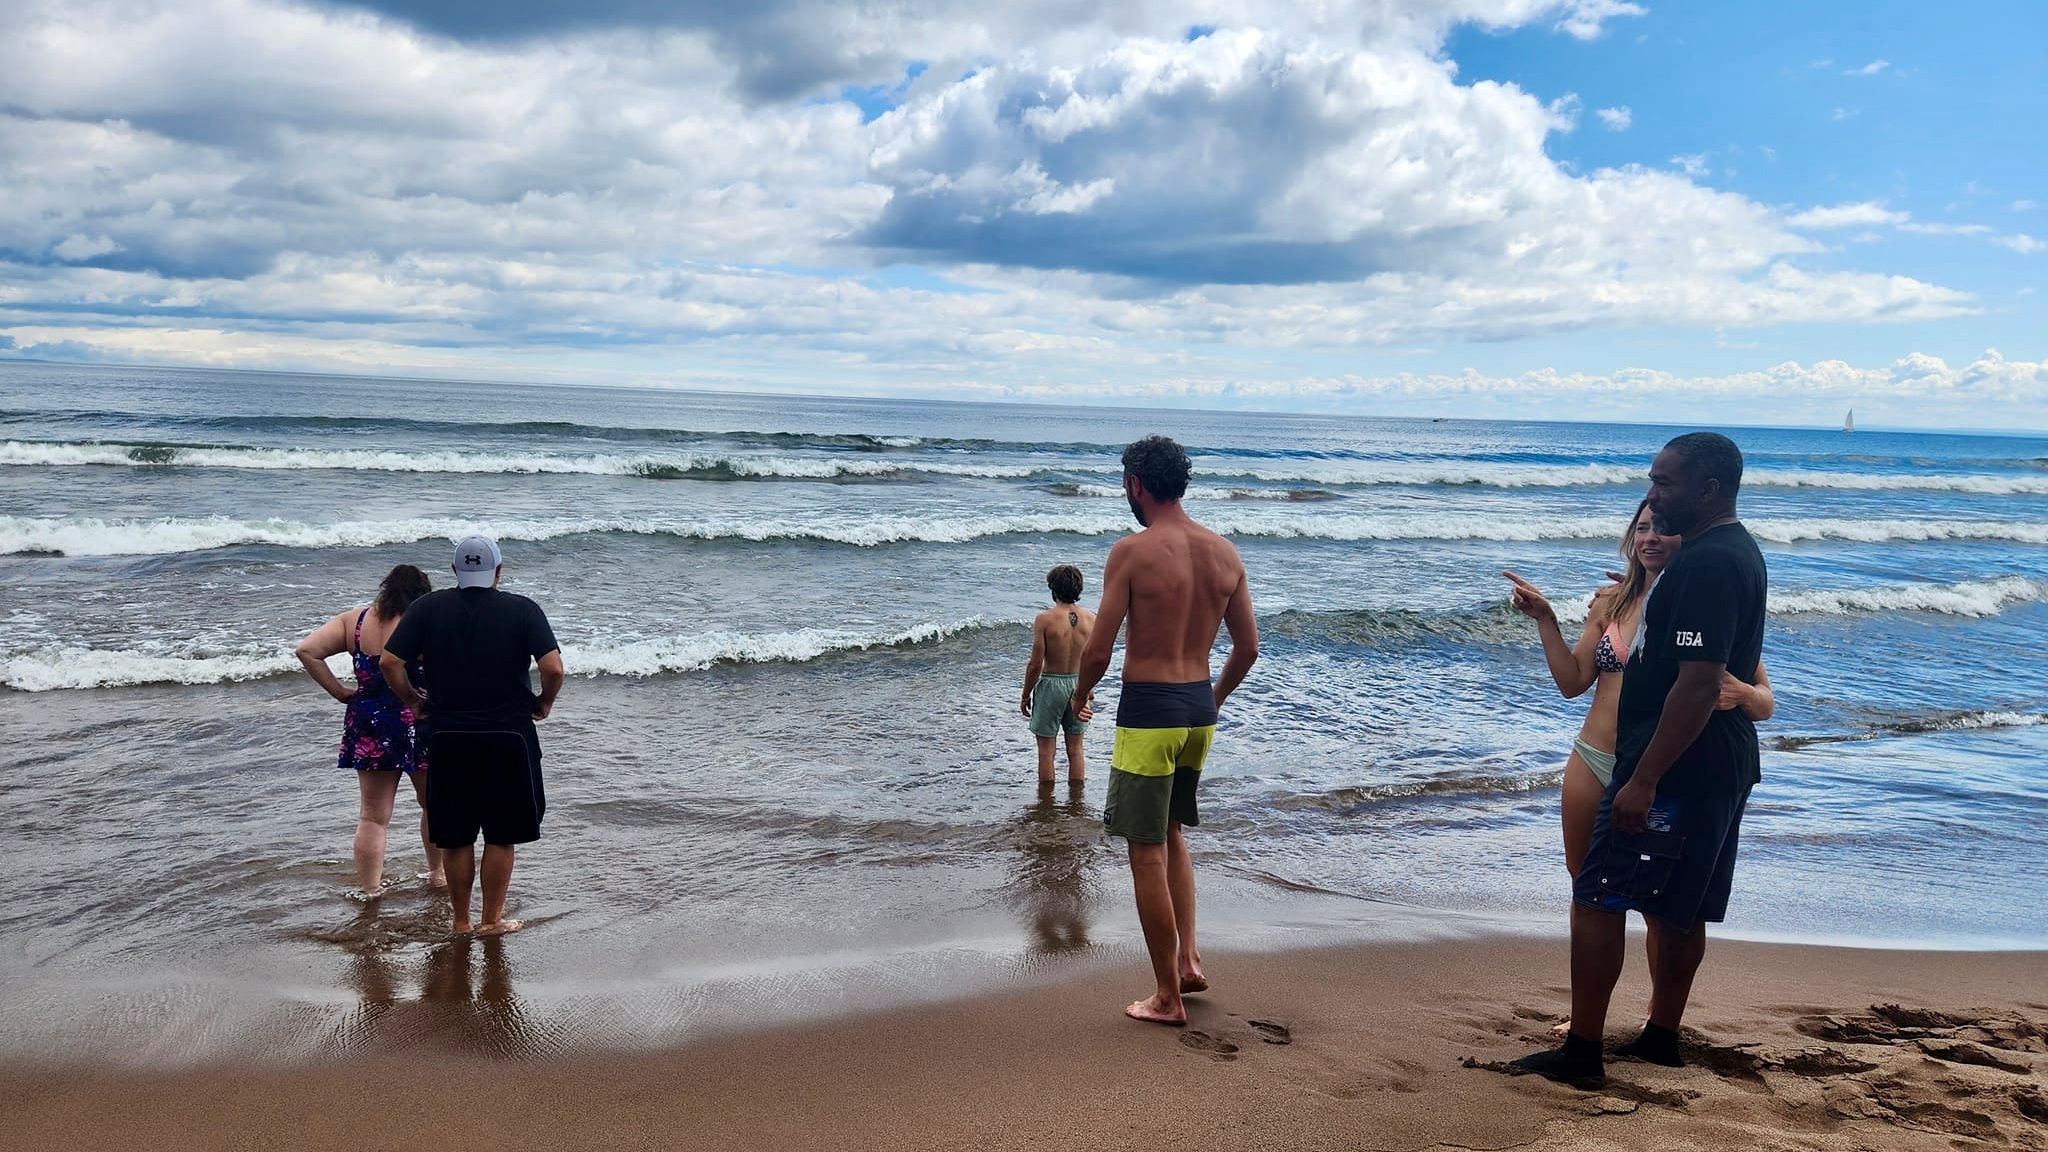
[11,439,2048,494]
[0,621,1014,691]
[7,512,2048,558]
[8,576,2040,691]
[1194,458,2048,495]
[0,646,308,691]
[0,441,1035,481]
[1770,576,2047,617]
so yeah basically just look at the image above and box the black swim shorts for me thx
[426,726,546,848]
[1573,768,1749,931]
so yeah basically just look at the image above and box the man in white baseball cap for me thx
[382,533,564,937]
[451,534,502,589]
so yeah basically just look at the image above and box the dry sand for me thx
[4,934,2042,1151]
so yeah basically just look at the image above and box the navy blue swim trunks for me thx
[1573,766,1750,931]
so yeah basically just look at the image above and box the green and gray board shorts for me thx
[1028,673,1086,738]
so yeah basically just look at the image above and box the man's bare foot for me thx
[1179,972,1209,994]
[474,919,525,937]
[1125,995,1186,1026]
[419,871,449,890]
[452,919,474,936]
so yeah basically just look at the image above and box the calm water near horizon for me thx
[2,360,2044,1061]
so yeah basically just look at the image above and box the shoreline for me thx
[5,933,2042,1151]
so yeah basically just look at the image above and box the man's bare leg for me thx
[352,771,401,894]
[1064,731,1086,783]
[1124,840,1184,1024]
[475,843,523,936]
[1166,823,1205,993]
[1611,916,1707,1066]
[1569,903,1627,1041]
[1511,901,1625,1085]
[408,772,447,889]
[1035,736,1057,784]
[444,845,476,934]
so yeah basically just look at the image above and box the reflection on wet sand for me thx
[330,903,544,1057]
[1011,782,1100,955]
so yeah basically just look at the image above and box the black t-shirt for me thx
[385,587,559,730]
[1615,522,1768,796]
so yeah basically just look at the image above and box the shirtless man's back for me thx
[1075,436,1259,1026]
[1022,565,1095,784]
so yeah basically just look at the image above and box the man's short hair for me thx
[1664,431,1744,496]
[1047,565,1083,604]
[1122,435,1191,502]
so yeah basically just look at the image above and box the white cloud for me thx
[1846,59,1890,76]
[1595,105,1631,131]
[1997,233,2043,254]
[2013,199,2038,212]
[1669,153,1708,177]
[1830,107,1857,121]
[1899,222,1994,236]
[51,234,120,261]
[1787,201,1908,229]
[1548,0,1646,40]
[0,0,1993,403]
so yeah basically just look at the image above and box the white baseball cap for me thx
[452,534,502,588]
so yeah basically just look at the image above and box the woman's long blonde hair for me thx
[1593,498,1653,628]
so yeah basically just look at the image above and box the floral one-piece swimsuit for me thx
[336,609,426,775]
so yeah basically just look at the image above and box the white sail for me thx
[1844,408,1855,433]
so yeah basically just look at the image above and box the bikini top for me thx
[1593,619,1629,674]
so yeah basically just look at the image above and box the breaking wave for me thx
[7,512,2047,558]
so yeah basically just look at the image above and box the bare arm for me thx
[1504,572,1601,698]
[1611,660,1725,834]
[1020,619,1045,717]
[1212,558,1258,713]
[1736,655,1769,717]
[295,612,356,704]
[1074,542,1131,717]
[533,649,565,720]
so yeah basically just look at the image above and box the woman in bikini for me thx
[296,564,442,896]
[1505,499,1774,878]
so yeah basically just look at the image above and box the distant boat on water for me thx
[1844,408,1855,434]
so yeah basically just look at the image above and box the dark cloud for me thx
[331,0,911,99]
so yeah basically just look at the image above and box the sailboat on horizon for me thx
[1844,408,1855,434]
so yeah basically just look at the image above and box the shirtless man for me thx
[1021,564,1096,785]
[1074,435,1259,1026]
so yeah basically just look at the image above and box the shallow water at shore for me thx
[2,362,2045,1061]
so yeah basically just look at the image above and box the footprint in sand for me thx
[1179,1031,1240,1060]
[1247,1019,1292,1045]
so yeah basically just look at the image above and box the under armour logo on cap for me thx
[451,533,502,587]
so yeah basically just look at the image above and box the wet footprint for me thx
[1248,1019,1293,1045]
[1180,1031,1240,1060]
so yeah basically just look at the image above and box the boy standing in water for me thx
[1021,565,1095,785]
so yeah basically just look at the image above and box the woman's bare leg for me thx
[409,771,446,888]
[1554,750,1609,1035]
[1561,751,1607,879]
[353,771,402,893]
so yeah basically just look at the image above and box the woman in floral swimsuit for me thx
[296,564,442,895]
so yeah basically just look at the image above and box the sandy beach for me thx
[6,933,2041,1152]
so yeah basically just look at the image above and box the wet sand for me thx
[5,934,2043,1151]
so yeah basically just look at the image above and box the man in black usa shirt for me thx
[1515,433,1768,1088]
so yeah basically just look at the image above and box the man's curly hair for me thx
[1121,435,1191,502]
[1047,565,1083,604]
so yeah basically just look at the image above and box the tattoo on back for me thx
[1069,612,1079,628]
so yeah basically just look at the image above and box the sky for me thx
[0,0,2042,428]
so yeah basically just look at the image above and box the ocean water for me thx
[2,360,2044,1059]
